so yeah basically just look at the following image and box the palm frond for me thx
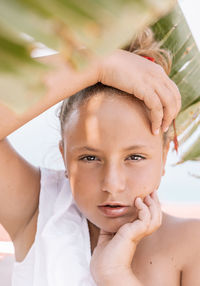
[0,0,175,112]
[152,4,200,163]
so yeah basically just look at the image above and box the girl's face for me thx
[60,93,169,233]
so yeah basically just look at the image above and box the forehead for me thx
[63,93,162,149]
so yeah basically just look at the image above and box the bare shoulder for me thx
[161,212,200,239]
[160,213,200,285]
[160,212,200,264]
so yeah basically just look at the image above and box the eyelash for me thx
[79,154,145,162]
[79,155,99,162]
[126,154,145,161]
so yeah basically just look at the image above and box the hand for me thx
[100,49,181,135]
[38,50,181,135]
[90,191,162,284]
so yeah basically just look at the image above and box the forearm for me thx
[0,54,100,140]
[96,269,142,286]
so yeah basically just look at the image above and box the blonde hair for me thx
[124,28,172,75]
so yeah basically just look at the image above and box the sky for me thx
[7,0,200,203]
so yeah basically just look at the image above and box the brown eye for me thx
[126,154,145,161]
[80,155,98,161]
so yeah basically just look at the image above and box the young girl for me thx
[0,29,192,286]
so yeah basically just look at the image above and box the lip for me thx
[99,201,129,207]
[98,206,130,218]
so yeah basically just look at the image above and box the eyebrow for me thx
[123,145,150,151]
[72,144,150,152]
[72,146,100,152]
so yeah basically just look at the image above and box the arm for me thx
[0,53,100,140]
[98,269,142,286]
[0,50,181,140]
[0,138,40,241]
[0,54,101,241]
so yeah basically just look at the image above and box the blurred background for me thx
[0,0,200,285]
[6,0,200,203]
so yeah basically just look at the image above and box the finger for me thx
[150,190,160,205]
[117,197,151,241]
[158,71,182,115]
[167,79,182,115]
[157,79,181,132]
[144,195,162,234]
[150,192,162,225]
[150,191,162,222]
[135,197,151,226]
[142,91,163,135]
[155,84,177,132]
[132,86,164,135]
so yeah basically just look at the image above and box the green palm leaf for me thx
[178,137,200,163]
[0,0,175,113]
[152,4,200,163]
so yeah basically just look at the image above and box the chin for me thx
[98,215,137,234]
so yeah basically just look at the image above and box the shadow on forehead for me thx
[64,82,148,120]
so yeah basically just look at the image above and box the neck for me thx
[87,220,100,254]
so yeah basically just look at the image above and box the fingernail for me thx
[151,191,157,198]
[163,126,169,132]
[154,129,159,135]
[136,197,142,203]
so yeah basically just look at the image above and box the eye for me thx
[126,154,145,161]
[79,155,99,162]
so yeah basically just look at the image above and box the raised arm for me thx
[0,54,101,242]
[0,50,180,244]
[0,50,181,140]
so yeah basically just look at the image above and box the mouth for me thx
[98,203,130,217]
[99,202,129,207]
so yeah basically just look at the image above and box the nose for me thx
[101,162,126,194]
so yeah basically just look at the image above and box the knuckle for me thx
[133,87,144,100]
[154,103,163,112]
[164,106,176,118]
[162,116,170,124]
[143,89,155,103]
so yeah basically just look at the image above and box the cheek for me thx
[127,159,163,197]
[67,161,100,208]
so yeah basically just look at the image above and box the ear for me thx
[59,140,68,178]
[162,140,170,176]
[59,140,64,161]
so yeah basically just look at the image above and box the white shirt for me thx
[12,168,96,286]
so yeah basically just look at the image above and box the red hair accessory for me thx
[142,55,179,153]
[142,56,155,62]
[173,119,179,154]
